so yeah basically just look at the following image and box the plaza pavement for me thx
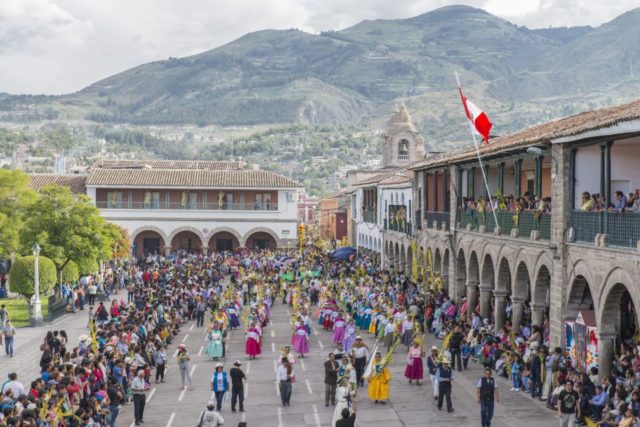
[1,292,560,427]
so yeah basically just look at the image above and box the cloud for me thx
[0,0,637,94]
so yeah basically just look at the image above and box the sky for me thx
[0,0,638,95]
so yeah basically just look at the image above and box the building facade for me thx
[401,99,640,376]
[31,159,302,255]
[352,105,424,264]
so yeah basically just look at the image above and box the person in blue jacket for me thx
[211,363,229,411]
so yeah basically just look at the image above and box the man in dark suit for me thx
[324,352,338,406]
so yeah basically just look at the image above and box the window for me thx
[188,192,197,209]
[398,139,410,160]
[144,191,160,209]
[264,193,272,210]
[225,193,233,209]
[255,194,262,210]
[107,191,123,209]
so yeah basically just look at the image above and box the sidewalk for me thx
[0,292,122,383]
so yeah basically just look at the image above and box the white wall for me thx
[574,139,640,208]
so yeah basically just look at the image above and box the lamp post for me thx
[30,243,43,326]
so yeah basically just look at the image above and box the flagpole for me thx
[455,72,499,229]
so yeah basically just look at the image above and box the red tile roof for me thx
[85,168,302,189]
[28,174,87,194]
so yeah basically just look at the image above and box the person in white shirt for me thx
[131,369,147,425]
[276,357,294,407]
[1,373,24,397]
[352,336,370,387]
[197,401,225,427]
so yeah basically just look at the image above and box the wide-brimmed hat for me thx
[207,400,215,407]
[355,335,362,340]
[233,360,242,366]
[178,344,186,349]
[215,363,224,368]
[431,346,439,351]
[78,334,89,342]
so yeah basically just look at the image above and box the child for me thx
[510,354,521,391]
[461,341,472,370]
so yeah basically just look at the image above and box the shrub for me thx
[9,256,57,299]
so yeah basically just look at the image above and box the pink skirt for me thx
[293,335,309,354]
[246,338,261,356]
[332,326,346,344]
[404,357,424,380]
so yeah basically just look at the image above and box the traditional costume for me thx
[293,323,309,356]
[245,323,261,358]
[332,316,346,344]
[404,344,424,383]
[368,353,391,403]
[205,328,224,360]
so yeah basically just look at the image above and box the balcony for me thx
[96,201,279,211]
[457,209,551,241]
[571,211,640,248]
[384,218,412,235]
[362,209,377,223]
[424,211,450,231]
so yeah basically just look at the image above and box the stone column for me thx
[163,245,172,256]
[511,298,525,334]
[466,281,479,323]
[201,246,208,256]
[598,331,617,377]
[479,286,492,320]
[494,290,508,331]
[531,303,546,328]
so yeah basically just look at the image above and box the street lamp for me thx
[30,243,43,326]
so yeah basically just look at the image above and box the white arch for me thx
[168,226,206,246]
[130,225,169,244]
[243,227,280,247]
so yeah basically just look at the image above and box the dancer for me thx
[404,341,424,385]
[205,323,224,361]
[368,351,391,404]
[245,321,261,359]
[293,320,310,358]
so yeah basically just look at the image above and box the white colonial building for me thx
[31,160,302,256]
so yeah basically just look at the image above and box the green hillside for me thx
[1,5,640,148]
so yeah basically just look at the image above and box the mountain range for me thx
[2,5,640,147]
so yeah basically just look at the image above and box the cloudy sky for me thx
[1,0,637,95]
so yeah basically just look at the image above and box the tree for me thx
[100,223,130,260]
[0,170,37,258]
[20,185,107,291]
[9,256,57,300]
[61,260,79,283]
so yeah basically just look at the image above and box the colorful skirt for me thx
[343,334,355,353]
[401,329,413,347]
[404,357,424,380]
[332,326,345,344]
[293,335,309,354]
[246,338,261,356]
[205,340,224,359]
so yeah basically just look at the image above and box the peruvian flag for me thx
[458,87,492,143]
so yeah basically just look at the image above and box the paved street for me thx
[115,298,560,427]
[1,294,560,427]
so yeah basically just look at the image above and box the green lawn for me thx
[0,298,50,327]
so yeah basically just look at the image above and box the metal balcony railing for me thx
[384,218,412,235]
[571,210,640,248]
[96,201,279,211]
[424,211,450,230]
[362,210,377,223]
[457,209,550,241]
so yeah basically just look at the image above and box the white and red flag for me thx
[458,87,492,143]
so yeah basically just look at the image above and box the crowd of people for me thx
[581,191,640,213]
[462,191,552,215]
[1,245,639,427]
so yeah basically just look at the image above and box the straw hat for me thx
[431,346,439,352]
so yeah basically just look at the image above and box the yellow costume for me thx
[368,363,391,401]
[368,310,378,335]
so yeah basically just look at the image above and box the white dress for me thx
[332,385,356,426]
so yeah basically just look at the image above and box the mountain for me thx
[2,5,640,146]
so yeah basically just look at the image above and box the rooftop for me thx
[411,98,640,169]
[90,159,245,170]
[28,174,88,195]
[85,168,302,189]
